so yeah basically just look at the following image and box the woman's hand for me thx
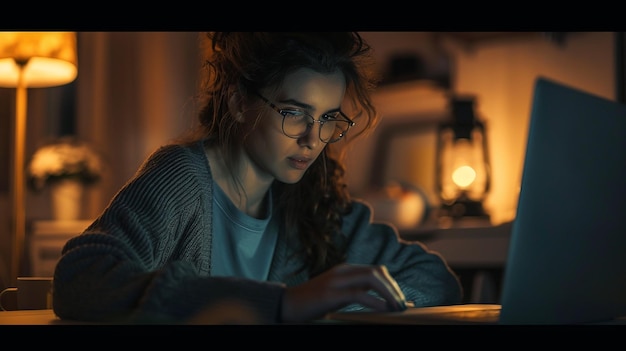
[280,263,408,323]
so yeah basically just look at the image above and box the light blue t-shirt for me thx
[210,181,278,280]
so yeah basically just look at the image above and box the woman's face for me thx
[242,68,346,184]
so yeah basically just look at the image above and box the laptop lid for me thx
[499,77,626,324]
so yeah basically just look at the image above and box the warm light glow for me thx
[0,32,78,87]
[1,31,78,284]
[439,134,488,202]
[452,165,476,188]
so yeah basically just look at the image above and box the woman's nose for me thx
[298,122,322,148]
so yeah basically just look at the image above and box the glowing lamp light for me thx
[0,32,77,87]
[452,165,476,188]
[435,97,491,223]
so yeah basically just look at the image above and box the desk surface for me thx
[0,309,71,325]
[2,307,625,325]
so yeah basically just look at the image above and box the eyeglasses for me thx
[255,92,355,143]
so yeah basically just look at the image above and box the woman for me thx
[52,32,462,324]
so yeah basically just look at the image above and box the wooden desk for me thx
[0,309,67,325]
[3,307,624,326]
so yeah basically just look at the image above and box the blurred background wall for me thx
[348,32,615,226]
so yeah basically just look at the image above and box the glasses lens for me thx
[320,120,350,143]
[281,112,352,143]
[282,113,310,138]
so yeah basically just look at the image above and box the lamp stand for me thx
[10,59,28,284]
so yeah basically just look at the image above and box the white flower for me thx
[27,137,103,192]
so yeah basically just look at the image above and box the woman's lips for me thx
[287,156,311,170]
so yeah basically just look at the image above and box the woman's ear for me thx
[227,90,245,122]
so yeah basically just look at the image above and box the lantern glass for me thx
[439,128,489,202]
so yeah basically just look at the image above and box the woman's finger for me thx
[374,265,407,309]
[332,264,407,311]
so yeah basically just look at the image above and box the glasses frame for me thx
[255,92,355,143]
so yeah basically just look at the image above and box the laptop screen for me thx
[499,77,626,324]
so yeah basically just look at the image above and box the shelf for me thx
[400,221,512,268]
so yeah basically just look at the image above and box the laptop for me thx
[327,77,626,325]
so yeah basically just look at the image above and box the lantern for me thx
[435,96,491,223]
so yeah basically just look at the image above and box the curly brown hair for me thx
[185,32,381,278]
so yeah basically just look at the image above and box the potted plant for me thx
[26,136,103,220]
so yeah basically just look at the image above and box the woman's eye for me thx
[322,113,340,122]
[282,110,305,119]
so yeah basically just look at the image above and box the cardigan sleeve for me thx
[340,200,464,308]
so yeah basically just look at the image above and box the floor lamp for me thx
[0,32,78,284]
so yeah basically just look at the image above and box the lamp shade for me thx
[0,31,77,88]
